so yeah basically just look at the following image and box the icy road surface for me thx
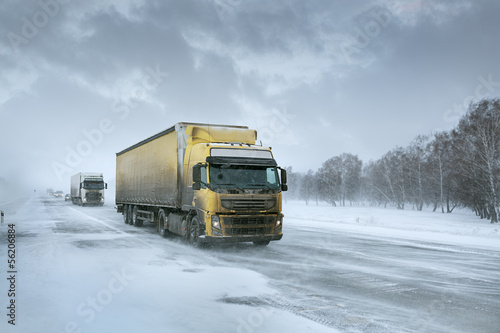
[1,196,499,333]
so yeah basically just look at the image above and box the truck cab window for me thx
[266,167,277,184]
[209,165,280,190]
[83,181,105,190]
[200,166,207,189]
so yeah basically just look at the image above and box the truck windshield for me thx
[209,165,280,190]
[83,181,105,190]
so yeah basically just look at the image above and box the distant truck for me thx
[71,172,107,206]
[116,122,287,246]
[53,191,64,198]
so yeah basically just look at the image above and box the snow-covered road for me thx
[1,196,499,332]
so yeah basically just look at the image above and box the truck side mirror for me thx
[280,168,287,184]
[105,183,108,189]
[192,165,202,190]
[280,168,288,192]
[80,183,83,189]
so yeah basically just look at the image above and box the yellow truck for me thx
[116,122,287,246]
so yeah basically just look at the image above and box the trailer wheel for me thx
[123,205,130,224]
[157,209,169,238]
[132,206,143,227]
[189,216,203,247]
[127,205,133,224]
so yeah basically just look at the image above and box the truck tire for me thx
[132,206,143,227]
[129,206,134,224]
[189,216,203,247]
[157,209,169,238]
[253,240,270,246]
[123,205,130,224]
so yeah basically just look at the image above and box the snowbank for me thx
[283,201,500,251]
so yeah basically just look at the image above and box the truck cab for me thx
[80,177,107,205]
[184,132,287,245]
[71,172,107,206]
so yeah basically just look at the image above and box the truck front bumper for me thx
[199,234,283,244]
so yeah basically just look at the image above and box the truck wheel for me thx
[127,205,133,224]
[132,206,143,227]
[123,205,130,224]
[189,216,203,247]
[157,209,169,238]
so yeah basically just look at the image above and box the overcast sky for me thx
[1,0,500,193]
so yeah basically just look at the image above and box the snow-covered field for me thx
[0,196,499,333]
[286,202,500,250]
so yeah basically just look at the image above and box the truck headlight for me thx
[211,215,221,230]
[275,215,283,228]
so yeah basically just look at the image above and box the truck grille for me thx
[86,192,102,202]
[230,227,270,235]
[221,198,276,211]
[223,216,274,235]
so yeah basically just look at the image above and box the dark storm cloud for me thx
[329,0,500,161]
[0,0,499,191]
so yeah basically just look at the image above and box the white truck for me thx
[71,172,107,206]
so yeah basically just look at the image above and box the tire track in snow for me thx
[67,206,154,248]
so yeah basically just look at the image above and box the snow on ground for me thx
[0,197,499,332]
[0,197,337,333]
[285,200,500,250]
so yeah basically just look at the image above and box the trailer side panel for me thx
[116,130,179,207]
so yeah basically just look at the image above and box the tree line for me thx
[285,98,500,223]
